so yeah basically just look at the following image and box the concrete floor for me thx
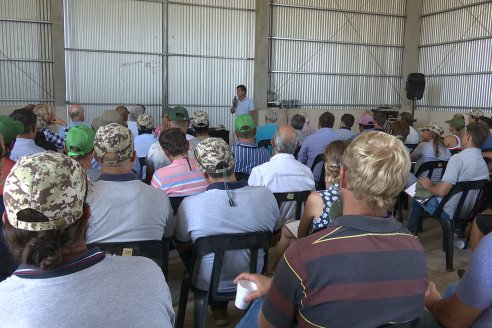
[168,215,472,327]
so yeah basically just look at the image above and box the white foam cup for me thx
[235,280,258,310]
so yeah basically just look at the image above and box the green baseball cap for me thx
[235,114,255,132]
[169,106,190,121]
[0,116,24,144]
[445,117,465,130]
[66,125,96,157]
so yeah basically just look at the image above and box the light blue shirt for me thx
[9,138,45,161]
[298,128,341,180]
[235,97,255,116]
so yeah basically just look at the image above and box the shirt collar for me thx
[207,180,248,191]
[330,215,403,233]
[270,153,295,161]
[236,142,258,148]
[98,172,138,181]
[13,248,105,279]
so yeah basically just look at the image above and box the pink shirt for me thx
[151,157,208,197]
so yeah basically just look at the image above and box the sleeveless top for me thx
[310,183,340,234]
[448,134,462,150]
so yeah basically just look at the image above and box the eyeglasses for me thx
[0,151,10,160]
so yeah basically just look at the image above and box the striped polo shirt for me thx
[262,215,426,328]
[232,142,270,174]
[151,157,208,197]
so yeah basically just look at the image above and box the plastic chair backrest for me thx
[377,318,419,328]
[414,160,448,181]
[190,231,271,301]
[433,179,488,220]
[273,191,312,221]
[87,239,168,277]
[310,153,326,190]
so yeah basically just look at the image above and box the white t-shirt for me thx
[248,153,315,222]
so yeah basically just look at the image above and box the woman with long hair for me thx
[411,122,451,179]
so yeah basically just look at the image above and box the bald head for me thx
[69,104,85,122]
[273,125,298,155]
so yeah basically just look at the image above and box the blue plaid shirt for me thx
[42,128,65,150]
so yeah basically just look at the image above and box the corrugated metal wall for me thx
[63,0,255,130]
[64,0,165,123]
[0,0,54,106]
[167,0,255,130]
[419,0,492,112]
[269,0,406,110]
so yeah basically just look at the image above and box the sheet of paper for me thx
[285,221,300,239]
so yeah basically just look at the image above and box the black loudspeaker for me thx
[406,73,426,100]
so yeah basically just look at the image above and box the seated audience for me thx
[357,112,375,133]
[134,113,156,180]
[232,114,269,178]
[412,122,451,180]
[0,151,175,327]
[191,111,210,145]
[373,112,387,132]
[235,131,426,328]
[297,140,349,238]
[300,112,315,136]
[406,122,490,234]
[271,140,349,271]
[65,125,100,182]
[388,119,410,154]
[0,117,23,192]
[86,123,173,243]
[175,138,280,326]
[91,109,127,131]
[255,110,278,154]
[298,111,340,182]
[58,104,87,140]
[9,107,45,161]
[127,104,146,137]
[400,111,420,144]
[479,116,492,151]
[151,128,207,197]
[32,104,67,151]
[290,113,307,145]
[248,125,315,222]
[147,108,171,184]
[468,109,484,124]
[335,113,355,140]
[425,230,492,327]
[443,116,465,150]
[115,105,129,122]
[168,106,197,157]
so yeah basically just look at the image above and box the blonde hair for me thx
[342,131,410,210]
[33,104,53,131]
[324,140,350,185]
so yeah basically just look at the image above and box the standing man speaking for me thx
[230,85,255,116]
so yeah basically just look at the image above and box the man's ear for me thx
[339,166,347,189]
[2,212,7,224]
[130,150,136,163]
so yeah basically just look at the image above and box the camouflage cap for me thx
[93,123,134,166]
[137,113,154,130]
[419,122,444,135]
[3,151,88,231]
[0,116,24,144]
[192,111,209,127]
[468,109,484,118]
[194,137,234,174]
[92,110,127,131]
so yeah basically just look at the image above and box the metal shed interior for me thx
[1,0,491,131]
